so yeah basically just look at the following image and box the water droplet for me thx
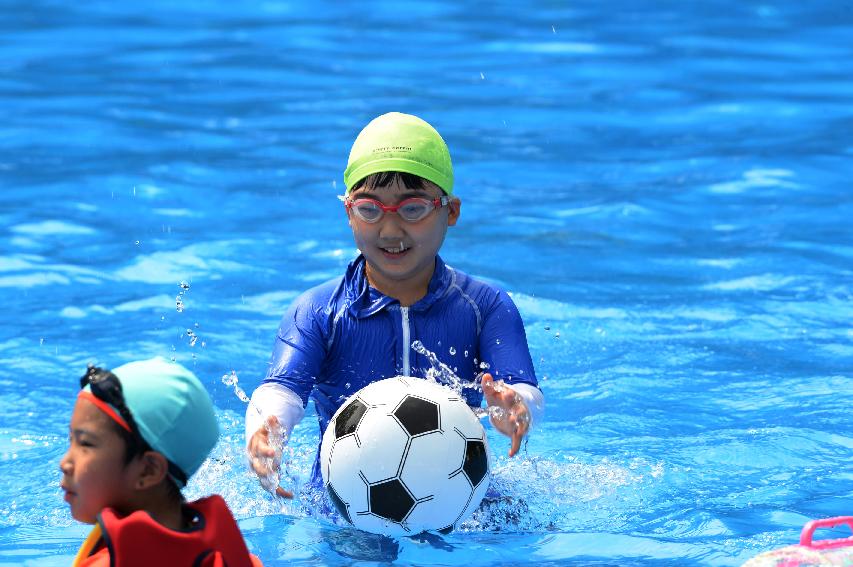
[194,322,199,328]
[544,325,551,331]
[479,361,491,370]
[39,338,44,346]
[221,371,238,387]
[175,296,184,312]
[201,341,206,348]
[345,382,351,389]
[179,281,190,291]
[170,355,176,362]
[495,338,502,345]
[464,350,469,358]
[555,332,561,339]
[134,240,140,245]
[449,347,456,356]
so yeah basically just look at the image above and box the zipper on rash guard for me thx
[401,306,410,375]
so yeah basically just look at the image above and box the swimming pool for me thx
[1,2,851,565]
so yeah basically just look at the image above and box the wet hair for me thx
[104,417,184,503]
[350,171,429,192]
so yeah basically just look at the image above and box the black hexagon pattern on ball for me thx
[393,396,439,436]
[327,483,352,524]
[463,439,488,487]
[369,479,416,523]
[335,398,368,439]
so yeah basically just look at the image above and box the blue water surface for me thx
[1,2,851,566]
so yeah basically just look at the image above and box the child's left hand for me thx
[480,373,531,457]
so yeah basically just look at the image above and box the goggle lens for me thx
[352,200,384,222]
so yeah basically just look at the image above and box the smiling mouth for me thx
[381,245,410,254]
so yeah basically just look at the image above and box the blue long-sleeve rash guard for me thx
[262,254,538,456]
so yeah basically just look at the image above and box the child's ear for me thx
[447,197,461,227]
[134,451,170,490]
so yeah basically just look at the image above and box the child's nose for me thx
[59,451,72,474]
[378,212,406,236]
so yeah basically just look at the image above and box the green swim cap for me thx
[343,112,454,194]
[111,356,219,485]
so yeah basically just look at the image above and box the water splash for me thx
[176,281,190,312]
[411,340,512,424]
[220,370,298,498]
[221,370,250,403]
[411,340,476,394]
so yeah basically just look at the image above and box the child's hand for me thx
[480,373,531,457]
[247,415,293,499]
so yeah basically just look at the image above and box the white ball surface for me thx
[320,376,490,536]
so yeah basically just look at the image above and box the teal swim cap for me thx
[111,357,219,485]
[343,112,454,194]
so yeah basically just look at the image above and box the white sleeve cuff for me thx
[510,382,545,430]
[245,382,306,449]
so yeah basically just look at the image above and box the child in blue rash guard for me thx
[246,112,545,495]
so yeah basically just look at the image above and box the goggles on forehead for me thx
[339,194,450,224]
[79,365,188,486]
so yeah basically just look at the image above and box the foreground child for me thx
[61,356,262,567]
[246,112,545,495]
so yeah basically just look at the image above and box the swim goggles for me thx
[340,195,450,224]
[79,365,188,486]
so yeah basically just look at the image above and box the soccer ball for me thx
[320,376,490,536]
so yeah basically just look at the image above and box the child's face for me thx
[59,396,138,524]
[347,177,460,295]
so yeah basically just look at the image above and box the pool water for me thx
[1,2,851,566]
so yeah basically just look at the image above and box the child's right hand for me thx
[247,415,293,499]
